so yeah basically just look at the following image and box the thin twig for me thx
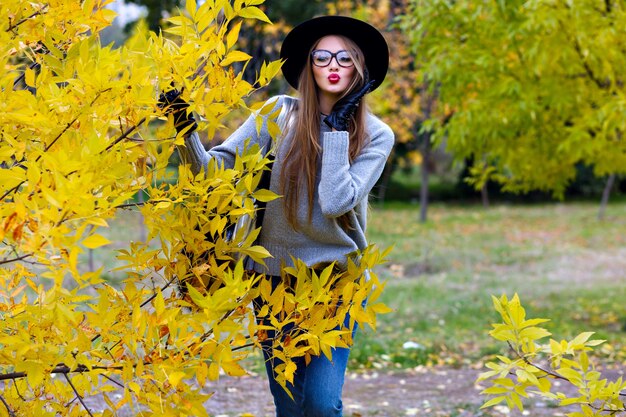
[0,393,16,417]
[115,202,149,209]
[13,61,41,90]
[100,373,124,389]
[231,342,256,352]
[507,341,568,381]
[63,373,94,417]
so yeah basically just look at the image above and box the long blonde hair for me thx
[280,35,369,230]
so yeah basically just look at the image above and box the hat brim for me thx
[280,16,389,91]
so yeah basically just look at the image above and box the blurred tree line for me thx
[107,0,625,215]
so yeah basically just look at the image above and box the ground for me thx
[200,365,626,417]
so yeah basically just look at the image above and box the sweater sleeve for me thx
[177,95,286,176]
[318,116,395,217]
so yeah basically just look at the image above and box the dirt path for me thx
[202,365,626,417]
[79,364,624,415]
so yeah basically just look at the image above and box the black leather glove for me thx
[158,89,197,135]
[323,79,376,131]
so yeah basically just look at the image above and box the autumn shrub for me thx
[0,1,390,415]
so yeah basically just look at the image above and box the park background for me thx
[2,0,626,416]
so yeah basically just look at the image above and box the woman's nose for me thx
[328,57,340,69]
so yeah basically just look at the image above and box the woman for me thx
[162,15,394,417]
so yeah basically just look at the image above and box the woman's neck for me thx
[318,92,339,115]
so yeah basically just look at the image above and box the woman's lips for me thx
[328,74,341,84]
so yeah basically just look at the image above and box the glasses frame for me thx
[310,49,355,68]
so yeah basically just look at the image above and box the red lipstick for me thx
[328,74,341,84]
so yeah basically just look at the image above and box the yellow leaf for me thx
[222,360,246,377]
[21,360,45,387]
[154,201,171,209]
[196,362,208,386]
[168,371,186,387]
[128,381,141,393]
[238,6,272,24]
[185,0,197,18]
[154,290,165,316]
[226,20,243,49]
[369,303,393,314]
[25,67,36,87]
[240,245,272,262]
[252,189,278,202]
[480,396,506,409]
[221,51,252,66]
[208,362,220,380]
[284,360,297,383]
[569,331,594,346]
[83,234,112,249]
[86,217,109,227]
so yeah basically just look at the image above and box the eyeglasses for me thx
[310,49,354,68]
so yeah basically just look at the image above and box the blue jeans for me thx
[261,340,351,417]
[255,276,354,417]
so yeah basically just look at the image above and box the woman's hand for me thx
[158,89,197,135]
[323,79,376,132]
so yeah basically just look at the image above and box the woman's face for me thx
[311,35,357,101]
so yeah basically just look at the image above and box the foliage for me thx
[330,0,437,173]
[401,0,626,197]
[0,0,390,415]
[479,294,626,416]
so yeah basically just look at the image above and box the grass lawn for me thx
[94,201,626,371]
[351,201,626,369]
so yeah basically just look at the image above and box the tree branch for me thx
[0,89,113,202]
[507,341,626,400]
[90,276,177,343]
[63,373,94,417]
[0,253,34,266]
[5,4,49,33]
[103,117,148,153]
[556,15,610,90]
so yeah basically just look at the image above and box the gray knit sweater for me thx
[178,95,395,276]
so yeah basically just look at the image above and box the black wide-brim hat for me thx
[280,16,389,91]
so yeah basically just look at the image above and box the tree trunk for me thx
[598,173,616,221]
[418,86,436,223]
[481,184,490,208]
[419,139,430,223]
[481,160,490,208]
[138,188,147,242]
